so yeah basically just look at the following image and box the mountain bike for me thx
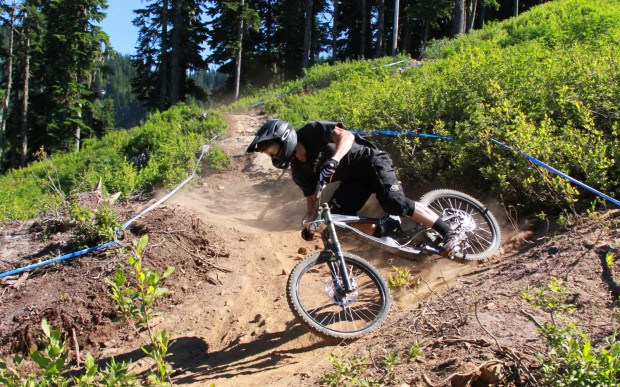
[286,184,501,340]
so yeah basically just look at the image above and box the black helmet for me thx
[246,119,297,169]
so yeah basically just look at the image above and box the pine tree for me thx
[206,0,259,100]
[40,0,109,153]
[132,0,210,111]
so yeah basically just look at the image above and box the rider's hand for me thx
[319,158,339,183]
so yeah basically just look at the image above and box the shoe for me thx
[379,215,401,235]
[441,232,463,257]
[377,215,401,248]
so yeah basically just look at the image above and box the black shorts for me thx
[329,152,416,217]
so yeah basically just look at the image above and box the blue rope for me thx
[0,145,212,280]
[121,145,211,231]
[0,240,122,279]
[488,138,620,207]
[353,129,620,208]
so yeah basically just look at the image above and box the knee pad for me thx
[379,190,415,217]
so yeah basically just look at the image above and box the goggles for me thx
[261,142,282,163]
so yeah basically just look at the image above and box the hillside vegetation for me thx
[261,0,620,214]
[0,105,227,221]
[1,0,618,221]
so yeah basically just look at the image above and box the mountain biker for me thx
[246,119,462,256]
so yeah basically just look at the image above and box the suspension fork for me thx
[320,203,356,293]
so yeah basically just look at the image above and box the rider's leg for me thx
[329,180,376,235]
[370,153,462,254]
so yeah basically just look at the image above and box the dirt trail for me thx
[154,110,475,386]
[2,109,617,386]
[0,109,496,386]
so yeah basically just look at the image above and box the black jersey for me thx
[290,121,378,196]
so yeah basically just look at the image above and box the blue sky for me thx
[99,0,138,55]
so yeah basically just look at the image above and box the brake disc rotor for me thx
[325,279,359,306]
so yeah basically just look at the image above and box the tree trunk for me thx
[422,20,430,49]
[331,0,338,64]
[74,7,89,153]
[391,0,399,56]
[0,2,17,164]
[452,0,466,36]
[360,0,366,58]
[401,11,412,54]
[302,0,313,70]
[233,0,244,101]
[159,0,169,110]
[480,0,486,27]
[20,31,30,167]
[75,108,81,152]
[514,0,519,17]
[170,0,182,105]
[467,0,478,32]
[375,0,384,57]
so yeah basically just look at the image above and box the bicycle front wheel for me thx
[287,252,392,340]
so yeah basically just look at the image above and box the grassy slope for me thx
[260,0,620,213]
[2,0,618,221]
[0,104,227,221]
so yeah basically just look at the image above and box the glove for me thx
[320,158,339,183]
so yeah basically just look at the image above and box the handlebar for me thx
[316,181,328,201]
[300,181,329,239]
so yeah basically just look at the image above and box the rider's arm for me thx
[329,125,354,162]
[306,195,317,213]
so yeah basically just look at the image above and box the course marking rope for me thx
[121,144,211,231]
[488,138,620,207]
[0,241,121,279]
[352,129,620,208]
[0,145,212,280]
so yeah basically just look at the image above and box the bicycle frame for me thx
[306,182,441,261]
[331,213,442,258]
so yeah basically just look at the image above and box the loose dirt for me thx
[1,109,618,386]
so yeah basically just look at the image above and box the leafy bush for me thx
[230,55,411,115]
[0,103,227,221]
[0,237,175,386]
[260,0,620,214]
[108,235,175,385]
[522,278,620,385]
[0,319,136,386]
[318,352,380,386]
[66,203,121,249]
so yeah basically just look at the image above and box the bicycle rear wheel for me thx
[287,252,392,340]
[420,189,502,261]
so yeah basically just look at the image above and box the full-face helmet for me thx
[246,120,297,169]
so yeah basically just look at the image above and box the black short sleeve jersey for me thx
[290,121,378,197]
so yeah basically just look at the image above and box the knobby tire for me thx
[420,189,502,261]
[287,252,392,340]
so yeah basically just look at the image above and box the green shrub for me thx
[522,278,620,385]
[318,352,381,386]
[108,235,175,385]
[67,203,120,249]
[0,319,136,386]
[0,237,176,386]
[261,0,620,214]
[0,103,227,221]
